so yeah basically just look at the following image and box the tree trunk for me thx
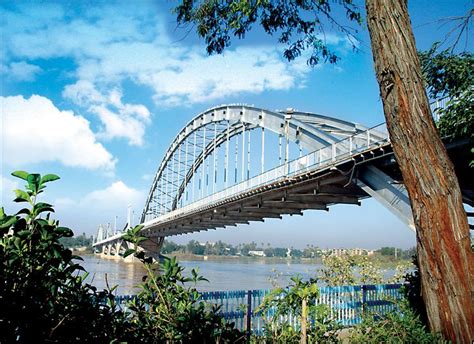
[365,0,474,342]
[300,297,307,344]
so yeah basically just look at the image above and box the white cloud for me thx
[2,3,322,106]
[1,95,116,170]
[54,181,146,234]
[63,81,150,145]
[2,3,351,146]
[1,61,42,81]
[81,181,144,211]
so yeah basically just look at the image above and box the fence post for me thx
[361,285,367,318]
[246,290,252,341]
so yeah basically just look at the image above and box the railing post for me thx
[361,285,367,318]
[246,290,252,341]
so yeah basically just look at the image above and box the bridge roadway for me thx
[93,105,473,258]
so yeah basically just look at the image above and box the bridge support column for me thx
[140,237,165,262]
[357,165,415,230]
[115,241,122,257]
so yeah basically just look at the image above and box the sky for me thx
[1,0,472,250]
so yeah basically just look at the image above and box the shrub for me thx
[254,276,341,343]
[349,299,448,343]
[0,171,127,343]
[1,171,244,343]
[122,225,245,343]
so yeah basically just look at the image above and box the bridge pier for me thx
[93,235,165,263]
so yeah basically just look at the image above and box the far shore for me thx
[76,250,410,269]
[166,252,324,264]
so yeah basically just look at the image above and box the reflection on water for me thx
[80,255,322,294]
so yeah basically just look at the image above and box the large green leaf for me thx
[13,189,31,203]
[0,215,17,229]
[41,174,60,184]
[27,173,41,193]
[34,202,55,215]
[11,170,29,181]
[55,226,74,237]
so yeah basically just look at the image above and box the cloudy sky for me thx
[1,1,471,249]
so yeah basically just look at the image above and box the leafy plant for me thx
[349,299,448,344]
[0,171,127,343]
[255,276,341,343]
[420,43,473,166]
[122,226,245,343]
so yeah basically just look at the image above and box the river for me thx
[81,255,324,294]
[81,255,399,295]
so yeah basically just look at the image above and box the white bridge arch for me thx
[142,104,385,223]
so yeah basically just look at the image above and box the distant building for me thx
[248,250,266,257]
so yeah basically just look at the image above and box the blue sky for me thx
[1,0,472,249]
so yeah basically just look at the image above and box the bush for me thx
[122,226,245,343]
[254,276,341,343]
[349,299,447,343]
[1,171,244,343]
[0,171,127,343]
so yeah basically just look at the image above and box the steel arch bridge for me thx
[93,104,473,258]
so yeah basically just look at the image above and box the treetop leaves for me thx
[11,170,29,181]
[41,174,60,184]
[175,0,361,67]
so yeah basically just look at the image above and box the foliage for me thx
[420,43,473,165]
[387,260,413,284]
[402,256,429,327]
[122,226,245,343]
[349,299,447,343]
[175,0,361,66]
[255,276,341,343]
[264,247,287,258]
[59,232,94,249]
[161,239,185,254]
[319,254,357,286]
[320,254,385,286]
[0,171,127,343]
[186,239,206,255]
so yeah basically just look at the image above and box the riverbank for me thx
[165,252,323,264]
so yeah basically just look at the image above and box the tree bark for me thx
[300,298,307,344]
[365,0,474,342]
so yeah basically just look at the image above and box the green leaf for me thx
[11,170,29,181]
[123,248,135,258]
[27,174,41,193]
[13,189,30,203]
[54,226,73,237]
[33,202,55,215]
[0,216,17,229]
[0,207,5,219]
[41,174,60,184]
[16,230,31,239]
[16,208,31,216]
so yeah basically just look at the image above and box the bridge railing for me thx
[115,283,402,334]
[143,123,389,229]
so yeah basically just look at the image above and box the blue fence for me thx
[116,284,402,334]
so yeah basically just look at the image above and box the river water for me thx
[81,255,400,295]
[81,255,323,294]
